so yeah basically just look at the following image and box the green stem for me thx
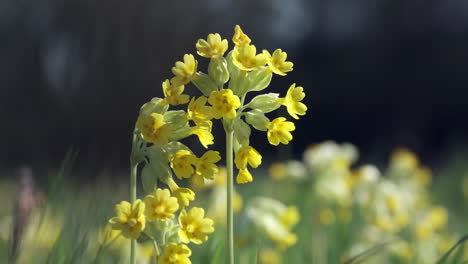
[225,128,235,264]
[130,162,138,264]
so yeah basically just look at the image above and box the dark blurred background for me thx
[2,0,468,175]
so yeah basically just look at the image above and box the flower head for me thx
[160,243,192,264]
[136,113,171,145]
[170,150,198,179]
[178,207,215,244]
[266,117,295,145]
[187,96,212,124]
[171,54,198,86]
[232,25,251,46]
[190,120,214,148]
[195,150,221,181]
[162,79,190,105]
[208,89,241,120]
[236,168,253,184]
[144,188,179,221]
[232,44,268,71]
[263,49,293,76]
[109,200,146,239]
[235,144,262,170]
[278,83,307,119]
[166,178,195,208]
[196,33,228,59]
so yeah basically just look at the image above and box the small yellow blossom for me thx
[319,208,336,225]
[263,49,293,76]
[162,79,190,105]
[260,248,282,264]
[235,144,262,170]
[171,54,198,86]
[167,178,195,208]
[187,96,212,124]
[160,243,192,264]
[196,33,228,59]
[268,231,297,250]
[280,206,300,229]
[278,83,307,119]
[136,113,171,145]
[266,117,295,145]
[144,188,179,221]
[232,44,268,71]
[390,148,419,171]
[170,150,198,179]
[109,200,146,239]
[208,89,241,120]
[236,168,253,184]
[269,162,288,180]
[178,207,215,244]
[429,206,448,230]
[195,150,221,181]
[190,120,214,148]
[232,25,251,46]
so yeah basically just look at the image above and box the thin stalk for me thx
[225,128,235,264]
[130,162,138,264]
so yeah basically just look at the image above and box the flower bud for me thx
[247,93,281,113]
[208,57,229,86]
[140,97,169,115]
[245,109,270,131]
[192,72,218,96]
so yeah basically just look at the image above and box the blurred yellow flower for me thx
[269,162,288,180]
[263,49,293,76]
[266,117,295,145]
[208,89,241,120]
[162,79,190,105]
[178,207,215,244]
[260,248,282,264]
[196,33,228,59]
[190,121,214,148]
[171,54,198,86]
[136,113,171,145]
[390,148,419,171]
[170,150,198,179]
[278,83,307,119]
[236,168,253,184]
[232,25,251,46]
[109,200,146,239]
[160,243,192,264]
[144,188,179,221]
[319,208,336,225]
[232,44,268,71]
[280,206,300,229]
[235,144,262,170]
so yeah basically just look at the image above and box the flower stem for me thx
[225,128,235,264]
[130,162,138,264]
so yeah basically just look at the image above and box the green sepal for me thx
[162,141,191,156]
[232,118,251,144]
[208,57,229,86]
[192,72,218,96]
[164,110,188,130]
[145,145,172,183]
[245,109,270,131]
[246,93,281,113]
[136,230,153,244]
[140,97,168,115]
[141,162,158,193]
[246,67,272,92]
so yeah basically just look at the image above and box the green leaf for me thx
[436,235,468,264]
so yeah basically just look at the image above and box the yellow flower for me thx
[167,178,195,208]
[109,200,146,240]
[268,231,297,250]
[236,168,253,184]
[390,148,419,171]
[235,144,262,170]
[171,54,198,86]
[259,248,282,264]
[160,243,192,264]
[195,150,221,180]
[232,44,268,71]
[170,150,198,179]
[319,208,335,225]
[268,162,288,180]
[178,207,215,244]
[280,206,300,229]
[232,25,251,46]
[263,49,293,76]
[136,113,171,145]
[278,83,307,119]
[208,89,241,120]
[187,96,212,124]
[144,188,179,221]
[162,79,190,105]
[266,117,295,145]
[190,120,214,148]
[196,33,228,59]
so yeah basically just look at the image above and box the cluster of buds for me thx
[108,24,306,263]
